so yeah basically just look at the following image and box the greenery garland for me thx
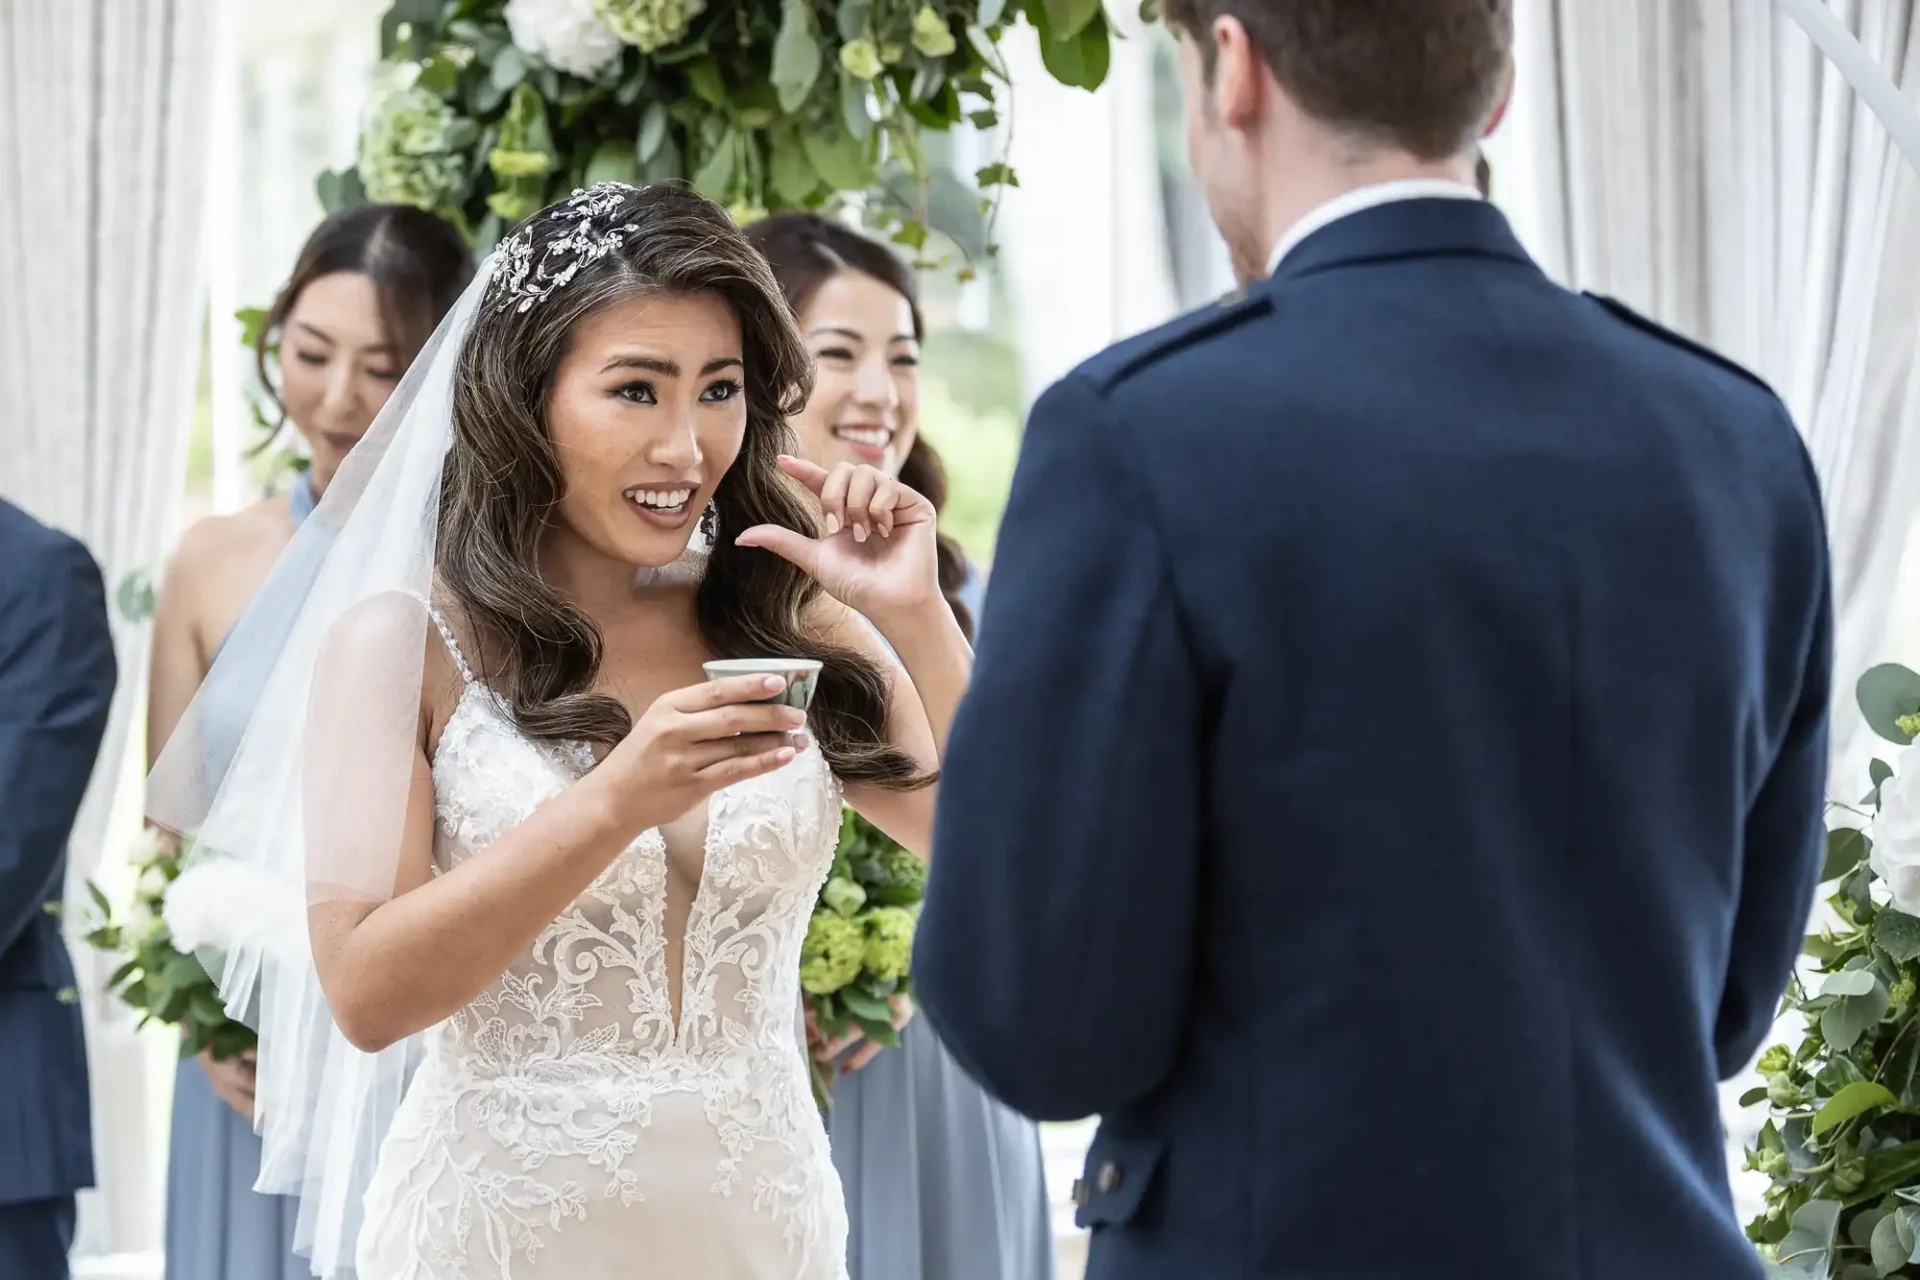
[327,0,1114,271]
[1748,665,1920,1277]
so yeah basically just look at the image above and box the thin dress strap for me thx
[405,590,475,685]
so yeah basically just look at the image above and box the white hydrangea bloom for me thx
[506,0,625,77]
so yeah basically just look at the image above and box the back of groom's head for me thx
[1161,0,1513,162]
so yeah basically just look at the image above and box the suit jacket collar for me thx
[1263,198,1540,291]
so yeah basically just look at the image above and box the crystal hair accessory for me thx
[489,181,642,314]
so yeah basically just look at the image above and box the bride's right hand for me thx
[602,674,809,830]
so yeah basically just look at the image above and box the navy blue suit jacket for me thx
[915,199,1831,1278]
[0,500,114,1204]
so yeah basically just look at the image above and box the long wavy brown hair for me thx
[745,212,974,641]
[437,184,923,789]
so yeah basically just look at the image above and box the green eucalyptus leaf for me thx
[640,135,684,185]
[769,138,819,205]
[838,1,871,42]
[802,127,872,190]
[841,71,875,140]
[687,59,728,108]
[772,0,825,114]
[1822,978,1890,1053]
[1869,758,1895,807]
[1827,828,1872,882]
[490,45,528,92]
[1774,1200,1842,1278]
[1860,664,1920,745]
[839,986,894,1022]
[584,139,639,187]
[1822,969,1880,998]
[968,107,998,128]
[1852,1205,1890,1251]
[1877,910,1920,964]
[1043,0,1102,40]
[1030,3,1110,90]
[1871,1208,1910,1275]
[637,102,672,164]
[1814,1081,1899,1135]
[692,128,739,199]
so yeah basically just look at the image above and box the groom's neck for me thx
[1253,143,1480,270]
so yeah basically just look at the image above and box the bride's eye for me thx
[616,381,657,405]
[702,378,744,404]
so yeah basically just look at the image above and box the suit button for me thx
[1097,1161,1123,1194]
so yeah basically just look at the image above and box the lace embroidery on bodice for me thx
[357,602,846,1278]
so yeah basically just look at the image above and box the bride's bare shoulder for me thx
[317,591,468,734]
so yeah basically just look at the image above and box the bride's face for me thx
[544,289,748,569]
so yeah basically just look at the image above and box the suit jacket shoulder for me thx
[1583,293,1780,401]
[1076,290,1272,394]
[0,500,99,602]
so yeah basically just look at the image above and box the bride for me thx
[147,183,972,1279]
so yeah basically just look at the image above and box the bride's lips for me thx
[832,423,894,463]
[623,483,699,530]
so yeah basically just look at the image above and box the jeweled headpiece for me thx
[488,182,642,314]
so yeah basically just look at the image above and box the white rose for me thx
[504,0,624,78]
[123,896,160,945]
[136,863,170,901]
[1872,744,1920,914]
[162,859,293,957]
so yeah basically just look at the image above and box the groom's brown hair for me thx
[1162,0,1513,161]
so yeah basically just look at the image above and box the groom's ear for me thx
[1207,15,1268,131]
[1482,58,1516,138]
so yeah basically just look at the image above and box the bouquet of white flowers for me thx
[79,830,257,1061]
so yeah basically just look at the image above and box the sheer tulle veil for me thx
[146,249,492,1276]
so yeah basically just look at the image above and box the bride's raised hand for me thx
[734,456,941,623]
[600,675,810,832]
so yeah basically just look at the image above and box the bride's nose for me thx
[646,411,702,469]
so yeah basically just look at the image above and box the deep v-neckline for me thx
[437,679,724,1047]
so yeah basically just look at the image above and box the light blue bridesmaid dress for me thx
[163,472,316,1280]
[827,563,1056,1280]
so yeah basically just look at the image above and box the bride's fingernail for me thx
[762,676,786,692]
[825,514,840,536]
[853,524,867,543]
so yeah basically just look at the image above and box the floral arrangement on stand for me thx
[328,0,1114,270]
[799,809,926,1106]
[1746,664,1920,1277]
[75,832,258,1062]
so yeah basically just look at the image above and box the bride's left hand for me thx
[735,456,942,622]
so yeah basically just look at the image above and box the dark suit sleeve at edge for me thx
[0,537,117,954]
[1717,450,1833,1078]
[913,371,1203,1121]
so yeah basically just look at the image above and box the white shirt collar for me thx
[1266,179,1483,276]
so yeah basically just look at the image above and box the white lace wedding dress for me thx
[355,607,850,1279]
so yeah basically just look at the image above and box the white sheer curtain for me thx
[0,0,219,1262]
[997,6,1180,400]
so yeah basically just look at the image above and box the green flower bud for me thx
[488,148,554,178]
[1892,973,1917,1013]
[910,6,957,58]
[1899,712,1920,738]
[879,42,905,65]
[1757,1149,1790,1178]
[840,39,883,80]
[486,189,541,223]
[1756,1045,1792,1077]
[1767,1076,1803,1109]
[821,876,868,916]
[1833,1157,1868,1194]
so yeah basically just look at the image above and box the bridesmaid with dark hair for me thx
[746,211,1054,1280]
[148,203,472,1280]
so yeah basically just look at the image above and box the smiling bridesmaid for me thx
[148,204,472,1280]
[747,211,1055,1280]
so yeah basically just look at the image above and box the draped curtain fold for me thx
[0,0,217,1261]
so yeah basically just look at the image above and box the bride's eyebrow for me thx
[599,355,743,376]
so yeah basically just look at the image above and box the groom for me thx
[914,1,1832,1277]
